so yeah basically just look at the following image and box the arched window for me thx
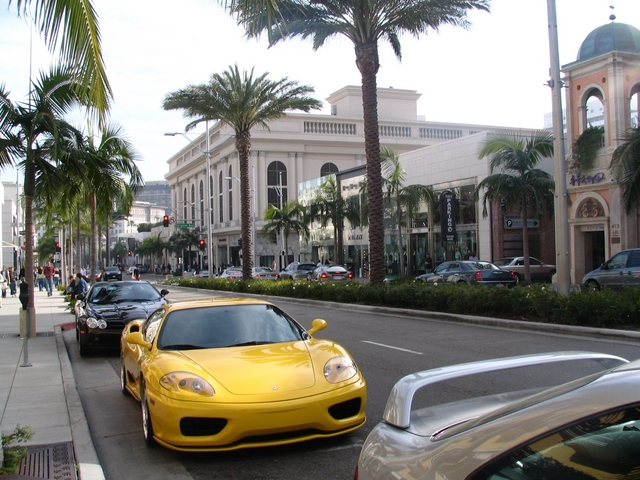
[190,184,196,221]
[267,161,288,208]
[321,162,339,177]
[183,187,187,220]
[228,165,233,220]
[209,174,214,225]
[582,88,606,145]
[218,172,224,223]
[630,88,639,128]
[199,180,204,227]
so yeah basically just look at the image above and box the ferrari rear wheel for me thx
[119,355,130,397]
[141,379,156,447]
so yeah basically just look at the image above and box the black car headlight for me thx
[85,316,107,329]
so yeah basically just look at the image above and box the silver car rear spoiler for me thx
[383,351,628,429]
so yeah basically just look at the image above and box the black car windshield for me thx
[104,267,120,272]
[157,304,306,350]
[87,283,162,304]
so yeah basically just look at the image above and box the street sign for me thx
[504,215,540,229]
[176,222,195,228]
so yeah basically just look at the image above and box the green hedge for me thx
[159,277,640,331]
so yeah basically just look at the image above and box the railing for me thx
[379,125,412,137]
[419,128,464,140]
[304,122,357,135]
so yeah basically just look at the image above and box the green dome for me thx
[577,22,640,61]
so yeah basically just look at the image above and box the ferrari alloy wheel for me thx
[141,379,156,447]
[119,355,130,397]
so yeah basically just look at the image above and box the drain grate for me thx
[13,442,76,480]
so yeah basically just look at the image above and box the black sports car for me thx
[75,280,169,356]
[102,266,123,281]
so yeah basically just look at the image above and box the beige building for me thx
[164,86,516,271]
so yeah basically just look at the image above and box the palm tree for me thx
[8,0,112,119]
[381,146,432,277]
[262,200,309,267]
[308,176,360,266]
[231,0,489,285]
[73,124,143,284]
[610,127,640,213]
[163,65,321,280]
[474,131,555,283]
[0,67,87,310]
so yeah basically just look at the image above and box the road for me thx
[63,278,640,480]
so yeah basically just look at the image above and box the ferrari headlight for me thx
[86,317,107,329]
[160,372,215,397]
[324,356,357,384]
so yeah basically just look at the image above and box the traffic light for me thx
[128,251,132,256]
[55,242,61,253]
[163,215,169,227]
[238,238,242,247]
[198,239,206,250]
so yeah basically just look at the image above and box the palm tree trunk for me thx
[89,193,97,285]
[356,42,384,285]
[24,158,36,311]
[236,134,253,280]
[76,210,82,276]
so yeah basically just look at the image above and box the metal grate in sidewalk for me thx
[8,442,77,480]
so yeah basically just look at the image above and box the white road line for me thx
[361,341,423,355]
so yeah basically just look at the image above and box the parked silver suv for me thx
[581,248,640,290]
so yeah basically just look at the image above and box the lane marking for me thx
[361,341,423,355]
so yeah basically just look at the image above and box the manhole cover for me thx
[9,442,76,480]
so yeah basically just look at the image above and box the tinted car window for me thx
[473,405,640,480]
[88,283,161,304]
[628,249,640,268]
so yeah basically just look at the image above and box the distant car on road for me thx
[494,256,556,282]
[279,262,317,280]
[355,351,635,480]
[251,267,279,280]
[102,266,123,281]
[219,267,242,280]
[311,265,354,282]
[416,260,517,287]
[581,247,640,291]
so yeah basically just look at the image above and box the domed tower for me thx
[562,18,640,282]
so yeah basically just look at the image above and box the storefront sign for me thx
[569,172,605,187]
[439,190,457,244]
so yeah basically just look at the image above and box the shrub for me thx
[1,424,34,475]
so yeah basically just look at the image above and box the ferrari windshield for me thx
[157,304,307,350]
[87,282,162,304]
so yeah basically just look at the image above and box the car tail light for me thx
[321,273,328,279]
[474,271,483,282]
[510,271,517,281]
[348,272,353,279]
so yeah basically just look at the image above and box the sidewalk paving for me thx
[0,287,104,480]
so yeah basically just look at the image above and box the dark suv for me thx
[581,248,640,290]
[279,262,317,280]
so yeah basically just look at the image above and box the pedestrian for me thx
[9,267,17,297]
[455,248,462,261]
[424,253,433,273]
[133,266,140,281]
[469,252,479,261]
[37,267,45,291]
[72,272,88,299]
[44,261,55,296]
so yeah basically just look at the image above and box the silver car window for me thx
[607,251,630,269]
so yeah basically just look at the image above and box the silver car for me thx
[279,262,317,280]
[581,248,640,291]
[355,351,638,480]
[494,256,556,282]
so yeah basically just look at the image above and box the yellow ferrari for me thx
[120,297,367,452]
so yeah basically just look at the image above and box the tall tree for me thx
[610,127,640,213]
[262,200,309,267]
[474,131,555,283]
[163,65,321,280]
[8,0,112,119]
[381,146,432,277]
[0,67,87,310]
[308,176,360,266]
[231,0,490,285]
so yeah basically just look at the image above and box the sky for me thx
[2,0,640,184]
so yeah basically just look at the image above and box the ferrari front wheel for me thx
[119,355,130,397]
[141,379,156,447]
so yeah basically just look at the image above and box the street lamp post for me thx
[164,123,214,278]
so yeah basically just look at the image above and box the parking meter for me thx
[19,280,29,310]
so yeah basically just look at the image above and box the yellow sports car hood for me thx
[179,341,315,395]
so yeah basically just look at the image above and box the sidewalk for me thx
[0,287,104,480]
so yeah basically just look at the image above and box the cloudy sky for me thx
[2,0,639,183]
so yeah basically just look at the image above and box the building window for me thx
[190,184,195,221]
[199,180,204,227]
[183,187,187,220]
[320,162,339,177]
[218,172,223,223]
[267,161,287,208]
[209,174,214,225]
[228,165,233,221]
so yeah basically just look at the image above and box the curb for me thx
[55,326,106,480]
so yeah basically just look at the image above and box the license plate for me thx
[333,275,344,280]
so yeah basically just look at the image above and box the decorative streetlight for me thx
[164,123,214,278]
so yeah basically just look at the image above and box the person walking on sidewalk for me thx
[9,267,17,297]
[44,261,55,297]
